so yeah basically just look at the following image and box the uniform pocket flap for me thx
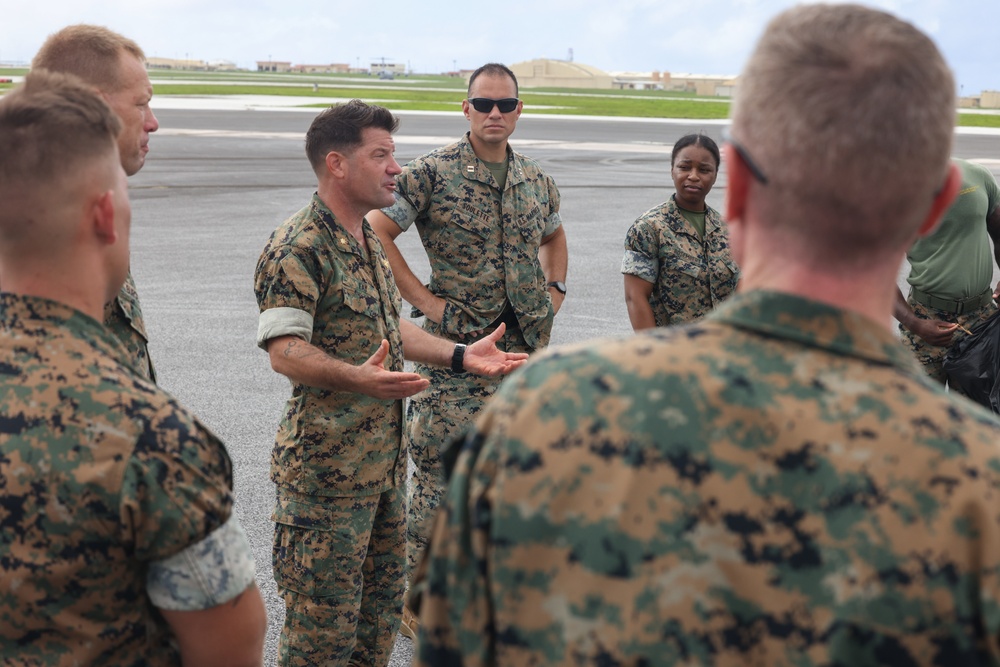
[272,496,331,531]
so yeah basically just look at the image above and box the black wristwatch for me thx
[546,281,567,295]
[451,344,467,373]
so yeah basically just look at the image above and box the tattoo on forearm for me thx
[282,338,323,361]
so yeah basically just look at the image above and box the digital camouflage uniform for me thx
[0,293,240,666]
[901,159,1000,383]
[103,270,156,381]
[900,300,995,384]
[621,195,740,326]
[414,290,1000,667]
[380,132,561,576]
[255,194,407,667]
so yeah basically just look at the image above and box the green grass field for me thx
[0,67,995,126]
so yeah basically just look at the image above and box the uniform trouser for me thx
[899,297,996,386]
[273,486,405,667]
[405,324,533,580]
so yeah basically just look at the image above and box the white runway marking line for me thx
[154,128,676,154]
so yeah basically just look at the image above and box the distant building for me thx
[370,62,405,75]
[610,70,666,90]
[147,57,215,71]
[291,63,350,74]
[666,73,739,97]
[208,60,239,71]
[257,60,293,73]
[981,91,1000,109]
[509,58,613,90]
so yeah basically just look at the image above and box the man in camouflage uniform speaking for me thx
[412,5,1000,665]
[253,100,527,666]
[32,24,160,381]
[367,63,568,630]
[0,71,266,665]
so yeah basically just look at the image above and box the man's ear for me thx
[325,150,346,178]
[724,143,749,227]
[91,190,118,245]
[916,162,961,238]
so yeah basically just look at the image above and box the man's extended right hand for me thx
[354,340,430,399]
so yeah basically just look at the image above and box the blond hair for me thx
[731,3,955,266]
[32,24,145,93]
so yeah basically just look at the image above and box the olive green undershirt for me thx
[483,159,508,193]
[677,206,706,240]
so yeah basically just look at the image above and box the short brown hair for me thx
[731,4,955,267]
[305,99,399,173]
[0,70,122,233]
[32,24,145,93]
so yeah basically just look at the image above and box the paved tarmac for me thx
[127,104,1000,666]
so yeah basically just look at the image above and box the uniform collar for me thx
[311,193,369,258]
[708,289,925,372]
[0,292,133,369]
[666,195,723,237]
[458,132,525,189]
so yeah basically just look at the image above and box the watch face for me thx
[548,281,567,294]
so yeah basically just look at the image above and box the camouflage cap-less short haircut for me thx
[305,99,399,174]
[0,69,122,232]
[32,24,145,94]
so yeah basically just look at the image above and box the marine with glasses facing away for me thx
[411,4,1000,665]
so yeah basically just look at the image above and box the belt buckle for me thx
[955,291,989,315]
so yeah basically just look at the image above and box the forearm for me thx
[625,299,656,331]
[266,335,359,391]
[623,275,656,331]
[368,210,443,317]
[539,226,568,284]
[892,287,919,329]
[383,238,442,315]
[400,319,454,367]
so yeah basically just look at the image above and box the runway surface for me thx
[127,105,1000,665]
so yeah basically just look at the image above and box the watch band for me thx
[546,281,567,295]
[451,343,467,373]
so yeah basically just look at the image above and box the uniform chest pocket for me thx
[661,249,704,280]
[450,205,493,240]
[341,284,382,320]
[516,206,545,245]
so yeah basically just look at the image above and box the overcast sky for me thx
[3,0,997,95]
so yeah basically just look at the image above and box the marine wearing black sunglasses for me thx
[467,97,520,113]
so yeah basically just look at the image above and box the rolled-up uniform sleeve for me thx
[621,219,659,283]
[147,514,256,610]
[119,401,253,610]
[254,246,321,349]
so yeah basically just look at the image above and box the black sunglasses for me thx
[468,98,519,114]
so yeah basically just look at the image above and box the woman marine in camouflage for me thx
[622,133,739,329]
